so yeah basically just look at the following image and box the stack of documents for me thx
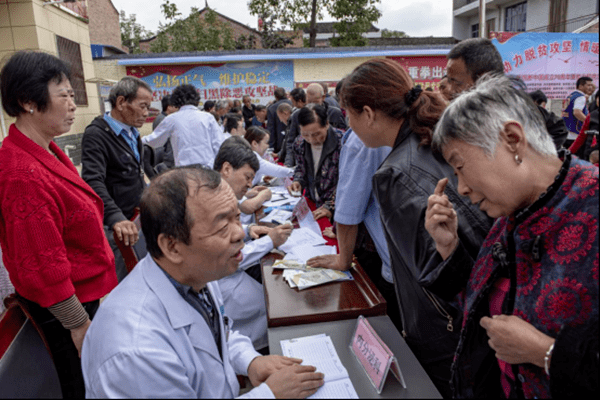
[278,228,326,253]
[260,209,293,225]
[281,334,359,399]
[262,188,302,209]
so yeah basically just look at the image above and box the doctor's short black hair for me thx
[213,137,259,173]
[171,84,200,108]
[140,165,221,259]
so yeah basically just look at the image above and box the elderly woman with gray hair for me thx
[426,74,598,398]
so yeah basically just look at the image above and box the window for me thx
[549,0,569,32]
[56,35,88,106]
[505,2,527,32]
[471,23,480,38]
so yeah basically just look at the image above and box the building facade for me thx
[453,0,599,40]
[1,0,100,151]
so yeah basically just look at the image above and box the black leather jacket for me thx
[373,122,493,365]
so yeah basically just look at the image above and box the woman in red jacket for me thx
[0,51,117,397]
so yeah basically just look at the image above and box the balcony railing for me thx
[527,13,598,33]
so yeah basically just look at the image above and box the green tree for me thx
[329,0,382,47]
[258,14,295,49]
[248,0,325,48]
[248,0,381,48]
[150,1,242,53]
[381,29,409,38]
[120,10,153,54]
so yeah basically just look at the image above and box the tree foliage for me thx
[150,1,254,53]
[120,11,153,54]
[248,0,381,47]
[258,14,296,49]
[329,0,382,47]
[381,29,409,38]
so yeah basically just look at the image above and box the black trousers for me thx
[17,295,100,399]
[104,226,128,282]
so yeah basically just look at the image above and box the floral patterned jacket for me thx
[451,153,599,398]
[293,127,342,214]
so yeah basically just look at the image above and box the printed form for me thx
[281,334,359,399]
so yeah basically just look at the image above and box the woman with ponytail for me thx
[341,59,492,397]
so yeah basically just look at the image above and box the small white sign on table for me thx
[349,316,406,394]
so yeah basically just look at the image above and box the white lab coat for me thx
[82,254,274,399]
[252,151,294,186]
[217,229,273,350]
[142,105,226,167]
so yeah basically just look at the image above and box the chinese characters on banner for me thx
[127,61,295,116]
[491,32,599,99]
[387,56,448,92]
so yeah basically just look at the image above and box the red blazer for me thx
[0,125,117,307]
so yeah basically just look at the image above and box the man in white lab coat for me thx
[82,165,322,398]
[213,139,292,350]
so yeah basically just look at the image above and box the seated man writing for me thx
[214,138,292,350]
[81,165,322,398]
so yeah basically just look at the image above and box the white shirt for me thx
[252,151,295,186]
[143,105,227,167]
[573,90,587,111]
[311,145,323,177]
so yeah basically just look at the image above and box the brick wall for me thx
[88,0,121,49]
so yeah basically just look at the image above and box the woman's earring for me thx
[515,154,522,165]
[29,109,34,114]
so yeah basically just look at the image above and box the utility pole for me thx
[479,0,487,38]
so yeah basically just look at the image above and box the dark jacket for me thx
[284,108,301,167]
[81,116,146,228]
[550,318,598,398]
[324,94,341,110]
[293,127,342,213]
[267,99,292,153]
[325,104,347,132]
[372,122,492,390]
[538,105,568,150]
[242,104,256,128]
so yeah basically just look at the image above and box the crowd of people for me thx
[0,37,597,399]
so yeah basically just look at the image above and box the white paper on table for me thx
[281,335,358,399]
[260,209,293,224]
[269,186,290,195]
[282,269,304,288]
[283,244,337,265]
[278,228,326,253]
[308,379,359,399]
[280,335,348,382]
[298,209,322,236]
[262,195,301,208]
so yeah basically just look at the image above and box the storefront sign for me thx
[492,32,599,99]
[388,55,448,92]
[126,61,295,111]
